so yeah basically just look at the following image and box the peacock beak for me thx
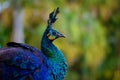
[57,33,66,38]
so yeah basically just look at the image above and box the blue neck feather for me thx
[41,27,67,80]
[41,31,65,62]
[41,28,66,62]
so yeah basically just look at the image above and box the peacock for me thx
[0,8,67,80]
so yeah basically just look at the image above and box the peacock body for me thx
[0,8,67,80]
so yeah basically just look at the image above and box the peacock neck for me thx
[41,31,66,63]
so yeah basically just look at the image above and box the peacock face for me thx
[46,29,65,41]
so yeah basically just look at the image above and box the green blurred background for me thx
[0,0,120,80]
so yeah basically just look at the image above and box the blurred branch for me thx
[11,9,24,43]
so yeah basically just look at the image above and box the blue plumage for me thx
[0,8,67,80]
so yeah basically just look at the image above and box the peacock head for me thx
[46,28,65,41]
[45,7,65,42]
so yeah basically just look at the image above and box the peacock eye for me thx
[52,32,56,35]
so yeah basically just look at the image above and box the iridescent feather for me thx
[0,8,67,80]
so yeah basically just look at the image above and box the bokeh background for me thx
[0,0,120,80]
